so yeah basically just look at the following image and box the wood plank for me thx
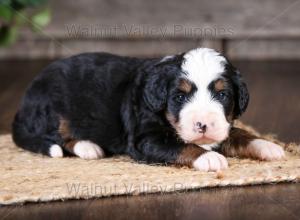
[28,0,300,38]
[227,39,300,60]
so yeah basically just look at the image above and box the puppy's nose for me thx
[195,122,207,133]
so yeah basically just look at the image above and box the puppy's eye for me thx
[217,91,228,101]
[175,94,187,103]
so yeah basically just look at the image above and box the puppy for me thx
[12,48,285,171]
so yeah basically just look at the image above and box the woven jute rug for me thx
[0,122,299,205]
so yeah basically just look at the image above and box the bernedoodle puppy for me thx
[12,48,285,171]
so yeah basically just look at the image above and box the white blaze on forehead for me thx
[182,48,226,86]
[181,48,227,113]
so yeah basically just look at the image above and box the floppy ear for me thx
[143,53,184,112]
[232,70,250,118]
[143,73,168,112]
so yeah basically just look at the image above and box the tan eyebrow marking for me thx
[214,79,227,91]
[178,79,192,93]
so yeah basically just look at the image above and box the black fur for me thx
[224,62,250,118]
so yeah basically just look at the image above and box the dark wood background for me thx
[1,0,300,60]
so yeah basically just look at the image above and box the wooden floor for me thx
[0,183,300,220]
[0,59,299,219]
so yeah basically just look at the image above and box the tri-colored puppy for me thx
[12,48,285,171]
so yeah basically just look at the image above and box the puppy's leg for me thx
[64,140,105,160]
[177,145,228,171]
[131,132,228,172]
[219,127,285,161]
[58,117,105,160]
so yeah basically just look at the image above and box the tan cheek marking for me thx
[166,112,180,131]
[166,111,187,140]
[179,79,192,93]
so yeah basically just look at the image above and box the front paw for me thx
[247,139,285,161]
[193,151,228,172]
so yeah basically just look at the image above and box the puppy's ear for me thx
[143,73,168,112]
[232,69,249,118]
[143,53,184,112]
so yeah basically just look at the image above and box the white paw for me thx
[247,139,285,161]
[49,144,64,158]
[73,141,105,160]
[193,151,228,172]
